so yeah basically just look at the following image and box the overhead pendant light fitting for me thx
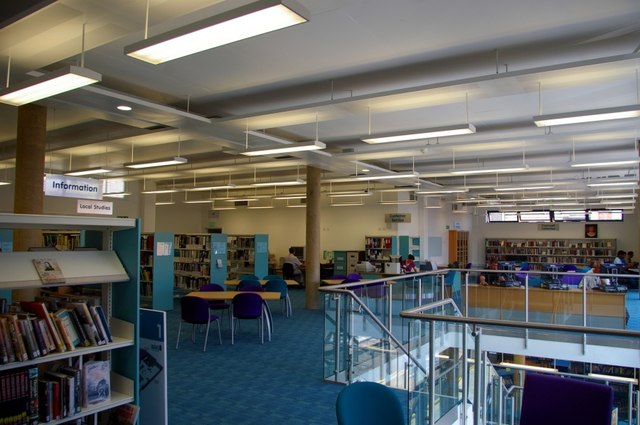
[533,105,640,127]
[125,156,188,169]
[362,123,476,144]
[125,0,309,64]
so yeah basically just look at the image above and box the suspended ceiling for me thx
[0,0,640,210]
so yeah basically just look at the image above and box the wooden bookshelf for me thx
[485,238,616,270]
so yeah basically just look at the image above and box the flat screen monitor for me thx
[290,246,305,259]
[518,210,551,223]
[487,211,518,223]
[587,209,623,222]
[552,210,586,222]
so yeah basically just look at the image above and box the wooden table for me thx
[321,279,347,285]
[186,291,281,340]
[225,279,299,287]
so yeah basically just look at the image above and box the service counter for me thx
[462,284,627,329]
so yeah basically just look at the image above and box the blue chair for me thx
[231,292,266,344]
[520,373,613,425]
[264,279,291,317]
[336,381,405,425]
[176,296,222,352]
[238,279,263,291]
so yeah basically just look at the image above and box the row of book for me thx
[0,360,110,424]
[0,300,112,365]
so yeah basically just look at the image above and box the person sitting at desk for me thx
[401,254,418,273]
[580,259,601,290]
[614,250,627,266]
[283,247,304,284]
[626,251,638,269]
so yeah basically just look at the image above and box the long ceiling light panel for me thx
[65,167,112,176]
[353,172,419,181]
[241,140,325,156]
[125,0,309,64]
[450,166,528,175]
[0,65,101,106]
[362,123,475,144]
[125,156,188,169]
[570,159,640,168]
[533,105,640,127]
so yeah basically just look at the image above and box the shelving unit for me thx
[173,233,211,293]
[42,230,102,251]
[485,238,617,270]
[333,251,363,276]
[448,230,469,266]
[227,234,268,279]
[398,236,420,260]
[364,236,397,270]
[0,212,140,423]
[140,232,174,310]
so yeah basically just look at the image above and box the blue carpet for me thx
[625,289,639,330]
[167,288,342,425]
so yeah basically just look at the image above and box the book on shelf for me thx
[51,314,76,352]
[44,370,71,419]
[58,366,82,415]
[18,317,40,359]
[0,317,17,363]
[0,314,29,362]
[17,314,46,358]
[0,366,38,425]
[108,403,140,425]
[82,360,110,406]
[91,305,112,343]
[32,258,66,285]
[38,379,52,423]
[0,322,7,364]
[67,302,105,346]
[65,308,91,347]
[20,301,66,354]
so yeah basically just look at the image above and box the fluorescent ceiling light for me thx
[331,201,364,207]
[244,130,293,144]
[155,201,175,206]
[125,0,309,64]
[354,172,418,181]
[450,165,528,175]
[494,185,554,192]
[0,65,101,106]
[187,184,236,191]
[329,190,373,198]
[593,194,637,199]
[587,373,638,384]
[224,198,258,202]
[212,206,236,211]
[253,178,305,187]
[0,181,10,186]
[142,189,179,194]
[362,123,476,144]
[103,192,131,198]
[125,156,188,169]
[286,203,306,208]
[571,160,640,168]
[64,167,112,176]
[534,105,640,127]
[601,200,635,205]
[240,140,325,156]
[376,187,417,193]
[416,189,468,195]
[273,194,306,200]
[183,199,214,204]
[248,205,275,209]
[588,181,638,187]
[379,200,417,205]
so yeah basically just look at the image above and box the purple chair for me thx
[231,292,266,344]
[176,296,222,352]
[520,373,613,425]
[199,283,231,325]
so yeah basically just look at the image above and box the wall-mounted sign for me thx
[77,199,113,215]
[385,213,411,223]
[44,174,103,200]
[538,223,559,231]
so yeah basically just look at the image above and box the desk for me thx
[462,284,627,328]
[186,291,280,340]
[321,279,347,285]
[225,279,299,287]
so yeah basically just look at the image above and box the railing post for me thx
[461,323,468,425]
[429,320,435,425]
[334,293,341,382]
[473,325,482,425]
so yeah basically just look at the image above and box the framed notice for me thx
[585,224,598,238]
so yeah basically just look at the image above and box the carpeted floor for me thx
[166,288,342,425]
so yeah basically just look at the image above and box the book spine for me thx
[38,379,51,423]
[19,319,40,359]
[37,319,56,353]
[4,317,28,361]
[93,305,113,343]
[52,317,75,352]
[30,318,48,357]
[0,318,16,363]
[0,319,8,364]
[27,367,38,425]
[89,306,108,345]
[67,309,90,347]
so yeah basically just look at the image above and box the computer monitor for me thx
[420,261,434,272]
[290,246,304,260]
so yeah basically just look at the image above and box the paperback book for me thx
[32,258,66,285]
